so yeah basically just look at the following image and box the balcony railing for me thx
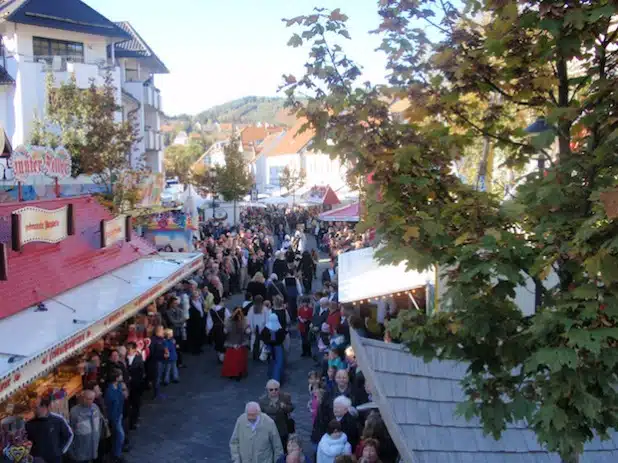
[34,55,115,72]
[145,130,162,151]
[143,82,161,111]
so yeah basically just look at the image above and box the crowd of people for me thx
[8,204,398,463]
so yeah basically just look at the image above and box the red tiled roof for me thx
[241,125,285,150]
[265,118,315,157]
[0,196,156,320]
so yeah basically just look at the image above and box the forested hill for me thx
[192,96,289,125]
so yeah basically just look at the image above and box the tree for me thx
[30,72,140,192]
[164,143,203,186]
[212,136,253,224]
[283,2,618,461]
[279,166,306,204]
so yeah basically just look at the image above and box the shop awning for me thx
[318,202,360,222]
[350,330,618,463]
[338,246,433,304]
[0,252,203,402]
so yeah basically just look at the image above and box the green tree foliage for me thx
[283,2,618,460]
[164,143,203,185]
[30,72,139,191]
[194,96,287,125]
[279,166,306,202]
[211,136,254,222]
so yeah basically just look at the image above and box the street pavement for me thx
[125,238,326,462]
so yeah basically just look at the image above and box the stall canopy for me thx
[351,330,618,463]
[302,185,341,206]
[338,246,433,304]
[319,202,360,222]
[0,252,203,403]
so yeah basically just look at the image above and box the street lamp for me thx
[525,117,555,174]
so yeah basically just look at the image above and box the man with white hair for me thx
[258,379,295,448]
[332,395,360,450]
[230,401,283,463]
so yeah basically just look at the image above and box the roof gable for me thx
[112,21,169,74]
[263,118,314,157]
[0,196,156,320]
[0,0,131,40]
[351,331,618,463]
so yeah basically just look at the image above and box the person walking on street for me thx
[258,379,295,449]
[26,397,73,463]
[104,369,126,463]
[69,390,104,463]
[229,402,283,463]
[125,342,145,430]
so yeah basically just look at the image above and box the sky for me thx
[84,0,389,117]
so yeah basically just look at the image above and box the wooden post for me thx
[17,182,22,202]
[54,177,60,198]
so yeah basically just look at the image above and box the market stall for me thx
[318,202,360,222]
[301,185,341,208]
[337,246,436,324]
[0,194,203,420]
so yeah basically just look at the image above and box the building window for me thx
[269,166,284,186]
[33,37,84,64]
[125,67,139,81]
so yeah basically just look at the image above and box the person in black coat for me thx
[272,252,288,281]
[26,397,73,463]
[126,341,145,430]
[247,272,268,300]
[267,275,288,303]
[321,260,337,285]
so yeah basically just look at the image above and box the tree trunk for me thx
[562,454,579,463]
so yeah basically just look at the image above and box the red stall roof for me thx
[0,196,156,320]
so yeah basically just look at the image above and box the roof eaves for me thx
[115,20,169,74]
[3,0,131,41]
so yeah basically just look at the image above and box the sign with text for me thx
[12,205,74,251]
[12,145,72,182]
[101,215,131,248]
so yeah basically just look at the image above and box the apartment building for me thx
[0,0,168,178]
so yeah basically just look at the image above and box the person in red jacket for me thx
[326,301,341,336]
[298,297,314,357]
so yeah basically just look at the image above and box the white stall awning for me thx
[338,247,433,304]
[0,252,203,402]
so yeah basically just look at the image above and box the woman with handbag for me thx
[221,308,251,380]
[246,295,270,361]
[261,313,287,384]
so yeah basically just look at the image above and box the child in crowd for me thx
[298,297,314,357]
[163,329,180,385]
[309,387,325,425]
[317,419,352,463]
[323,366,337,394]
[328,348,347,371]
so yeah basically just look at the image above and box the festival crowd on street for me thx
[6,205,397,463]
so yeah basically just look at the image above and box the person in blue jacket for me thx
[104,368,126,463]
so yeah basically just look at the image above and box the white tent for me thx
[338,246,434,304]
[261,195,293,205]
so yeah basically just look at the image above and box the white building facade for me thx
[0,0,168,177]
[254,120,347,194]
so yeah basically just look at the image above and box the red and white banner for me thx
[0,255,203,403]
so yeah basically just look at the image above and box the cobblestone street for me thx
[126,238,326,462]
[125,332,316,462]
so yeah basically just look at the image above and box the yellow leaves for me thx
[455,233,473,246]
[403,105,431,123]
[533,75,557,91]
[448,321,461,334]
[432,48,455,67]
[404,226,420,241]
